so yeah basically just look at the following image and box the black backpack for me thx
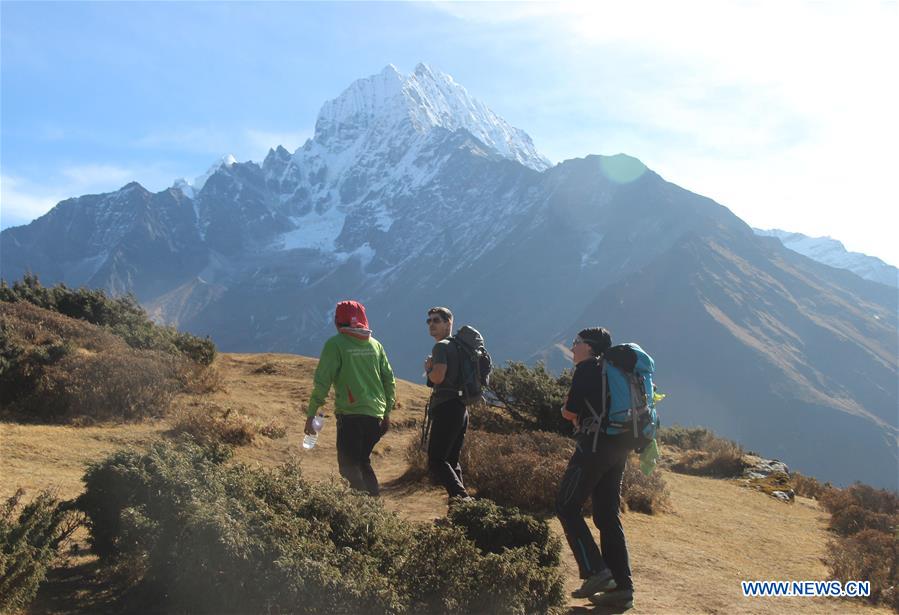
[446,325,492,405]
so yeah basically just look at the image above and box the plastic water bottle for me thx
[303,414,325,449]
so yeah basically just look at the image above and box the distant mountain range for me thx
[2,63,896,488]
[755,228,897,288]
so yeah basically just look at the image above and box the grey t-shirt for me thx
[430,338,460,404]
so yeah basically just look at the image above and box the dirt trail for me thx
[2,353,888,614]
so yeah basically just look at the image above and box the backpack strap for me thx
[582,359,607,453]
[435,337,465,399]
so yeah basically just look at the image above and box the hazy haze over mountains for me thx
[2,64,896,488]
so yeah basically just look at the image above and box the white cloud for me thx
[0,163,181,229]
[0,175,66,227]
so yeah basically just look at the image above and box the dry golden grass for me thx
[1,352,891,614]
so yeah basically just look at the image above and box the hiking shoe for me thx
[589,587,634,609]
[571,569,616,598]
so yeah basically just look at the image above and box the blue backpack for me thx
[583,343,659,452]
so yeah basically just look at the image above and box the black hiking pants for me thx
[336,414,382,496]
[427,398,469,498]
[555,433,634,591]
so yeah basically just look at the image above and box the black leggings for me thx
[336,414,382,496]
[555,434,633,590]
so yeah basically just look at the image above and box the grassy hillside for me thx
[1,351,891,614]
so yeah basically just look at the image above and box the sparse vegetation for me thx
[660,425,748,477]
[462,430,571,514]
[1,275,216,365]
[169,404,258,446]
[252,361,281,375]
[169,403,289,446]
[75,439,566,614]
[1,276,220,423]
[405,429,669,516]
[1,301,183,422]
[0,489,81,613]
[790,471,831,500]
[817,483,899,611]
[621,457,671,514]
[826,529,899,610]
[821,484,899,538]
[258,419,289,440]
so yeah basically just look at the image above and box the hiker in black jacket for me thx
[423,306,471,501]
[557,327,635,609]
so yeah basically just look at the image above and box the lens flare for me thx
[599,155,647,184]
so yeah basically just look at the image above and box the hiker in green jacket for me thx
[304,300,396,496]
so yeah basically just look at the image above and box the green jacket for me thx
[306,333,396,419]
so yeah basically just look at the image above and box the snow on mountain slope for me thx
[755,228,898,288]
[312,63,550,172]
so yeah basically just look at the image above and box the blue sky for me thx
[2,1,897,264]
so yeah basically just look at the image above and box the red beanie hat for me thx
[334,300,369,329]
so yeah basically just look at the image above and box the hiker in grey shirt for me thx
[423,306,471,500]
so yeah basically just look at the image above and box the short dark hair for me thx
[427,306,453,322]
[577,327,612,356]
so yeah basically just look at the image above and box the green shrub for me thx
[0,489,81,612]
[486,361,571,433]
[0,275,215,366]
[76,440,566,614]
[1,298,207,423]
[446,498,560,567]
[38,349,181,422]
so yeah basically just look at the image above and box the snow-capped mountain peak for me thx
[755,228,898,287]
[172,154,239,198]
[310,63,551,171]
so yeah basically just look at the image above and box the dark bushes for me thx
[76,440,566,614]
[446,498,560,568]
[1,301,183,422]
[820,484,899,538]
[658,425,720,450]
[825,529,898,609]
[45,349,181,421]
[462,430,571,514]
[486,361,571,433]
[818,483,899,611]
[406,429,669,516]
[790,471,831,499]
[660,425,748,477]
[0,489,81,612]
[621,460,670,514]
[1,275,215,365]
